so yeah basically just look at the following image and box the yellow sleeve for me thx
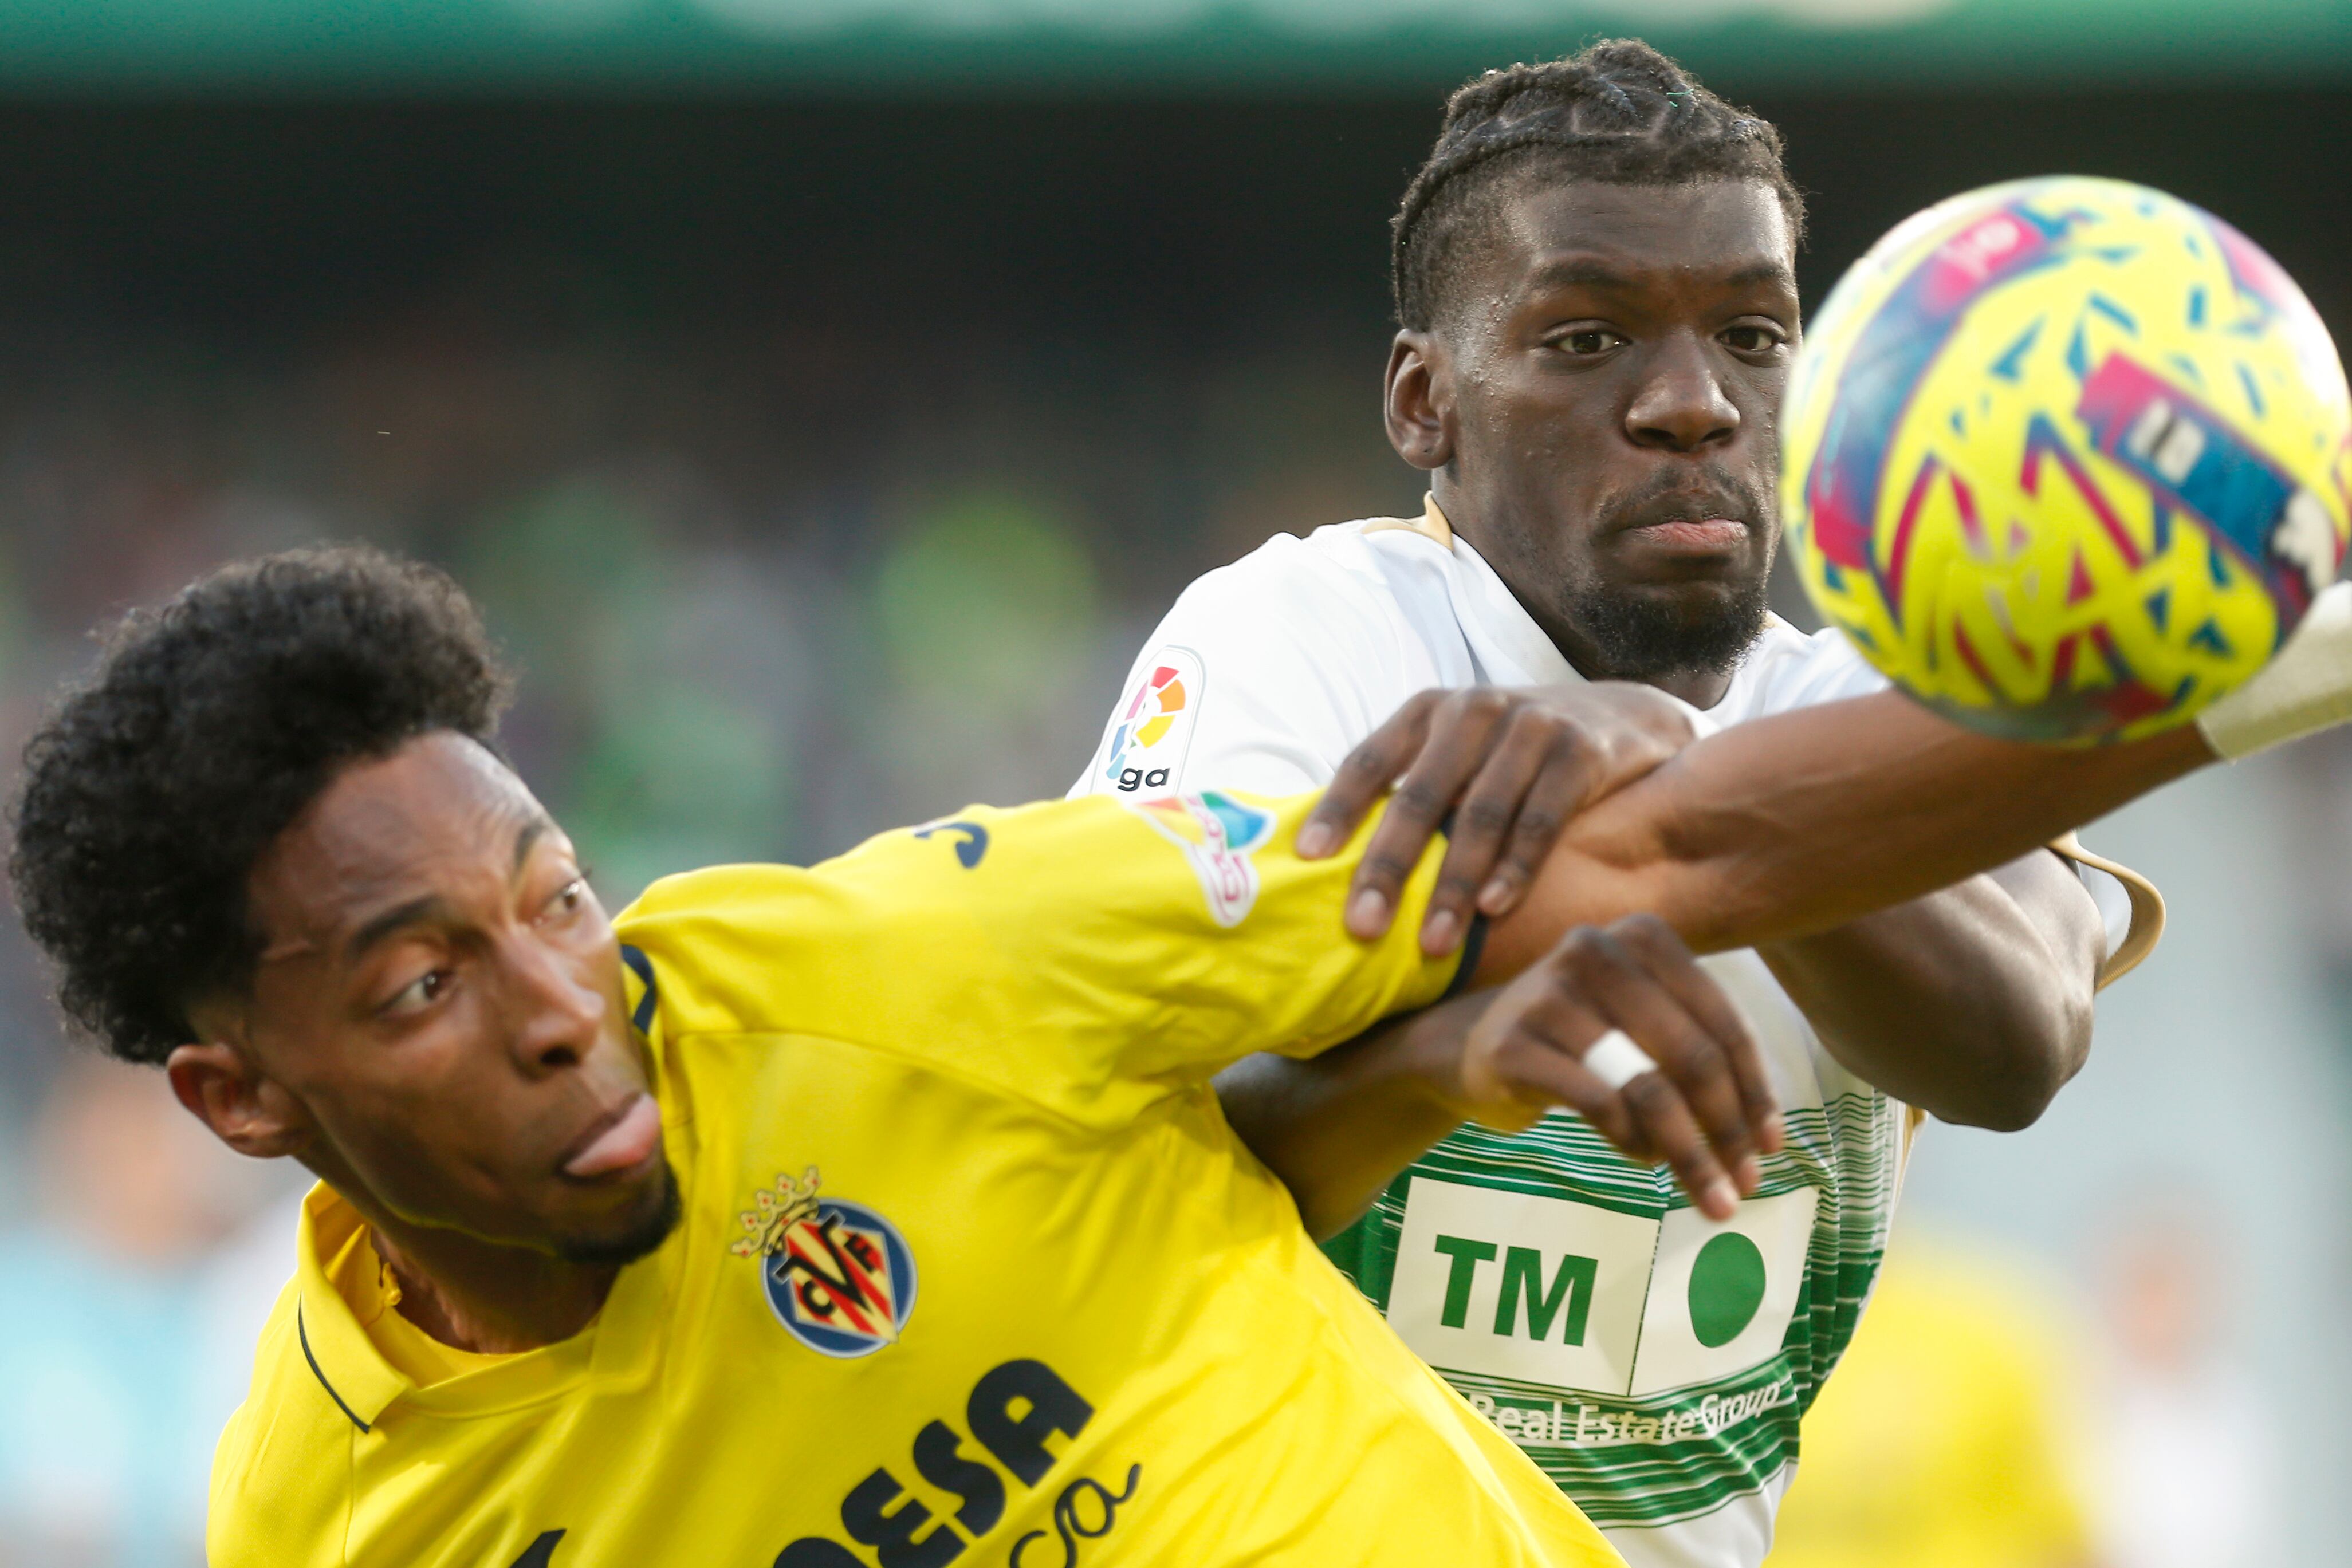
[615,790,1469,1117]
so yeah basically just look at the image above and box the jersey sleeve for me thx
[1071,534,1417,801]
[618,790,1470,1124]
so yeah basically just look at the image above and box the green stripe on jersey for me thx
[1326,1093,1901,1530]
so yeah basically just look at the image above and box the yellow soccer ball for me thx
[1783,176,2352,742]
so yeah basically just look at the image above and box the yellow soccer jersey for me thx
[209,790,1625,1568]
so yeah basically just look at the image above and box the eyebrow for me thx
[513,815,551,876]
[345,894,445,966]
[1524,255,1796,296]
[1718,259,1798,291]
[340,816,556,966]
[1526,257,1639,293]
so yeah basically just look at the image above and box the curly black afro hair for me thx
[10,546,513,1064]
[1393,39,1807,333]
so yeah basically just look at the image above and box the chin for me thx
[1565,571,1770,682]
[552,1160,683,1268]
[1632,572,1745,610]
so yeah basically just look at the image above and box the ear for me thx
[166,1041,314,1160]
[1383,329,1456,472]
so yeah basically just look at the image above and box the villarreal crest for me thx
[731,1168,919,1358]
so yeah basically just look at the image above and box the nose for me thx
[1625,333,1740,452]
[502,936,605,1077]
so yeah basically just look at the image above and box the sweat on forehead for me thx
[1425,172,1796,341]
[1392,39,1805,333]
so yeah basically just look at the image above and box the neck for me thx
[367,1215,618,1355]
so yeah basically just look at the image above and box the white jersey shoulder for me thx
[1076,509,1879,801]
[1074,516,1474,801]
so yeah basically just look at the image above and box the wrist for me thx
[2198,581,2352,759]
[1393,989,1498,1122]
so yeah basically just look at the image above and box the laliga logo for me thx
[733,1168,919,1358]
[1100,651,1199,795]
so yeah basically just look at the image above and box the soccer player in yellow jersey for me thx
[10,549,2216,1567]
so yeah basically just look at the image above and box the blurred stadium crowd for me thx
[0,81,2345,1567]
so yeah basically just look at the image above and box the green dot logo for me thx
[1687,1231,1768,1348]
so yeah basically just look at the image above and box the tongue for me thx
[564,1094,663,1179]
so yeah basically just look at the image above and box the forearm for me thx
[1216,990,1489,1240]
[1754,851,2100,1129]
[1482,690,2212,977]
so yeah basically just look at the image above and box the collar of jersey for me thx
[1411,494,1583,687]
[291,953,687,1427]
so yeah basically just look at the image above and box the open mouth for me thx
[559,1092,664,1181]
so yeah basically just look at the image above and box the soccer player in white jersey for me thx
[1074,43,2163,1568]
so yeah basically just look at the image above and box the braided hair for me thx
[1393,40,1805,332]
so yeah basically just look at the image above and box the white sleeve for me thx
[1071,540,1414,801]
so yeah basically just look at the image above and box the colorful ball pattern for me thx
[1782,176,2352,742]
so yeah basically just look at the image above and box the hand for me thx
[1296,683,1697,955]
[1450,914,1781,1220]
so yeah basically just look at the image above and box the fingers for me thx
[1339,690,1512,941]
[1474,731,1593,921]
[1299,691,1434,861]
[1317,683,1698,949]
[1462,920,1781,1221]
[1608,913,1784,1156]
[1419,706,1584,955]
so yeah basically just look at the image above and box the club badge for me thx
[732,1168,918,1357]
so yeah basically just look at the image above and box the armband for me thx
[2196,582,2352,761]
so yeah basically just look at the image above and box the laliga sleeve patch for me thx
[1092,646,1204,799]
[1124,791,1275,927]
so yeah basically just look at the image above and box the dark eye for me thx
[1722,325,1785,356]
[1555,329,1627,356]
[385,968,451,1017]
[545,876,589,919]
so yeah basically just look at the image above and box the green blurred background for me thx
[0,6,2345,1564]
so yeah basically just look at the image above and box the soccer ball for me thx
[1781,176,2352,743]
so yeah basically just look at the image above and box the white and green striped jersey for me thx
[1317,959,1908,1565]
[1074,503,2148,1568]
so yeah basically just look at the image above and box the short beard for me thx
[1560,571,1770,684]
[555,1161,683,1269]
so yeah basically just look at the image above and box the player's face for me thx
[221,733,674,1264]
[1403,178,1799,691]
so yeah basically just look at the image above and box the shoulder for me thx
[1162,523,1416,647]
[613,803,1152,1039]
[207,1283,353,1566]
[1080,523,1451,798]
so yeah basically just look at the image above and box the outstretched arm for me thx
[1472,688,2210,973]
[1224,688,2207,1233]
